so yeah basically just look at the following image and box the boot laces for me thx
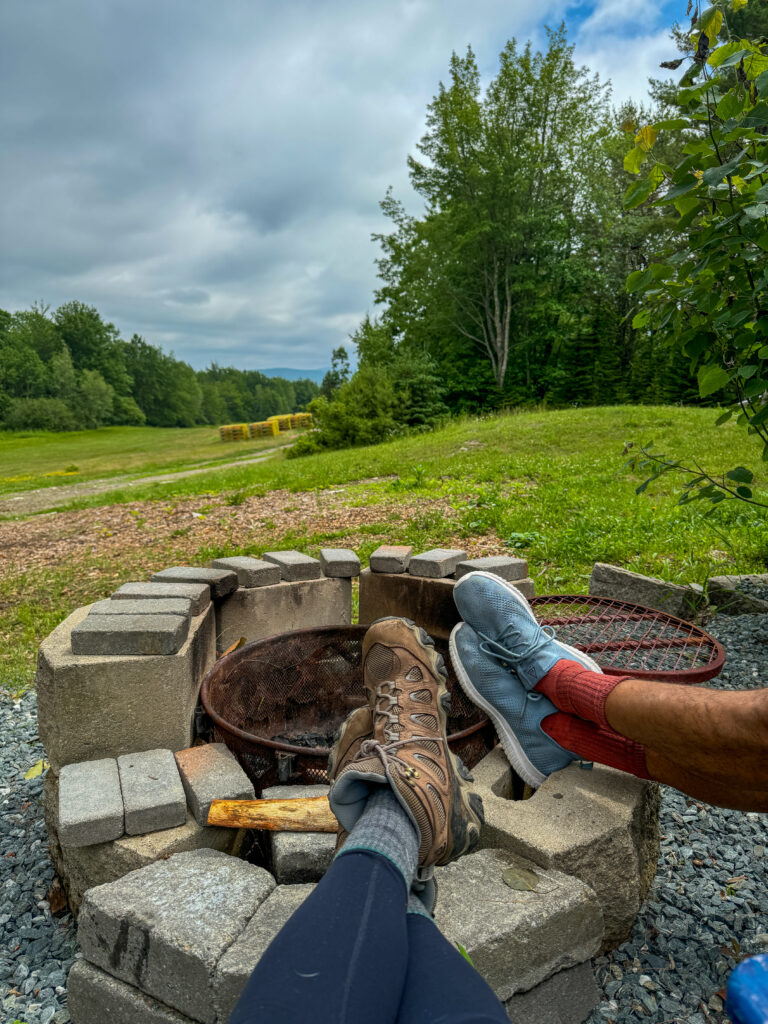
[354,679,445,770]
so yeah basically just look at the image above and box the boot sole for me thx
[369,616,484,862]
[453,571,603,677]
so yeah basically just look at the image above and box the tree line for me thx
[0,301,320,431]
[296,5,768,455]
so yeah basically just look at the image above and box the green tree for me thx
[321,347,351,399]
[624,0,768,507]
[78,369,115,428]
[54,301,131,395]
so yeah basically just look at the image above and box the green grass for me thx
[2,406,767,697]
[0,425,291,496]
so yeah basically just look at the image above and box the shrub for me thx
[2,397,77,431]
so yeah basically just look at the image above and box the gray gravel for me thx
[0,607,766,1024]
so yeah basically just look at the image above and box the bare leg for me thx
[605,679,768,811]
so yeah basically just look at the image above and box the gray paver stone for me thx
[504,961,601,1024]
[433,848,603,1002]
[369,544,413,573]
[71,614,190,657]
[112,581,210,616]
[589,562,705,620]
[151,567,238,600]
[59,758,124,848]
[90,598,193,619]
[67,960,195,1024]
[174,743,254,825]
[209,557,281,588]
[319,548,361,578]
[408,547,469,578]
[262,785,335,883]
[118,749,187,835]
[215,884,315,1021]
[454,556,529,581]
[78,848,275,1024]
[261,550,322,581]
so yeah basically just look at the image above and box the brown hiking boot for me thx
[328,617,483,870]
[328,704,372,852]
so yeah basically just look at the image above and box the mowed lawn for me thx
[0,424,291,496]
[1,405,766,696]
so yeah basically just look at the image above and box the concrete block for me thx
[112,581,210,617]
[214,884,315,1021]
[262,784,335,883]
[174,743,254,825]
[408,547,468,578]
[216,577,352,650]
[319,547,361,578]
[589,562,706,621]
[455,556,528,581]
[504,961,600,1024]
[45,770,246,916]
[261,550,322,581]
[68,960,196,1024]
[37,603,216,772]
[90,598,193,619]
[118,749,187,836]
[369,544,412,573]
[470,747,660,950]
[152,566,238,601]
[210,557,281,588]
[71,614,190,657]
[433,848,603,1002]
[707,575,768,615]
[78,849,275,1024]
[59,758,124,848]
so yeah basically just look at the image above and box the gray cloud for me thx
[1,0,673,370]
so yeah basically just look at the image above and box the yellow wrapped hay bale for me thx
[290,412,313,429]
[219,423,249,441]
[266,414,292,432]
[248,420,279,438]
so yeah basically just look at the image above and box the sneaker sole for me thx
[453,571,603,677]
[449,622,547,788]
[369,616,484,861]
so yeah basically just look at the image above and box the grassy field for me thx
[0,425,290,496]
[2,405,766,697]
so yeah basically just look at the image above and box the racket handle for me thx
[727,954,768,1024]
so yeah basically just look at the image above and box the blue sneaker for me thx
[449,621,576,787]
[452,570,601,690]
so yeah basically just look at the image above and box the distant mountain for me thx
[259,367,329,383]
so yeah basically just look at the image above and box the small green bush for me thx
[2,397,77,431]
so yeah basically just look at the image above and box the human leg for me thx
[228,849,409,1024]
[395,913,509,1024]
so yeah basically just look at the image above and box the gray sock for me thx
[407,890,434,919]
[336,786,419,888]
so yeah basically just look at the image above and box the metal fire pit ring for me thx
[200,624,496,791]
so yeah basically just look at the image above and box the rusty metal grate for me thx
[530,595,725,683]
[200,625,496,792]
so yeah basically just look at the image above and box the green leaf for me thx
[757,70,768,97]
[712,47,753,70]
[726,466,754,483]
[738,365,759,378]
[716,91,745,121]
[698,364,731,398]
[626,268,651,293]
[456,943,475,966]
[632,309,651,329]
[663,176,701,202]
[715,409,733,425]
[699,7,723,40]
[736,485,753,498]
[758,346,768,359]
[654,118,691,129]
[744,203,768,220]
[502,865,540,891]
[624,146,647,174]
[702,153,745,184]
[624,177,656,210]
[731,0,748,10]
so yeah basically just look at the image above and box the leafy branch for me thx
[625,443,768,509]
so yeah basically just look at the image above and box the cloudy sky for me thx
[1,0,680,372]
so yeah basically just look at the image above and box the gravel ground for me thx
[1,606,766,1024]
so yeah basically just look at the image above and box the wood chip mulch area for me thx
[2,483,498,576]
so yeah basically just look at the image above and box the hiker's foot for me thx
[328,617,483,871]
[453,570,602,690]
[449,621,577,788]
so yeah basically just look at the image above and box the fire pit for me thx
[200,625,496,791]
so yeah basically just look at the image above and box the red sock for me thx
[541,712,651,780]
[535,659,633,731]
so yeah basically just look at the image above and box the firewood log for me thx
[207,796,337,832]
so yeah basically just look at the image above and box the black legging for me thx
[229,850,508,1024]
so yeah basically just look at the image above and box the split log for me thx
[207,796,337,832]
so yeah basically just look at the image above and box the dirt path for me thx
[0,444,293,516]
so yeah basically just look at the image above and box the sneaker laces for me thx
[477,622,558,673]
